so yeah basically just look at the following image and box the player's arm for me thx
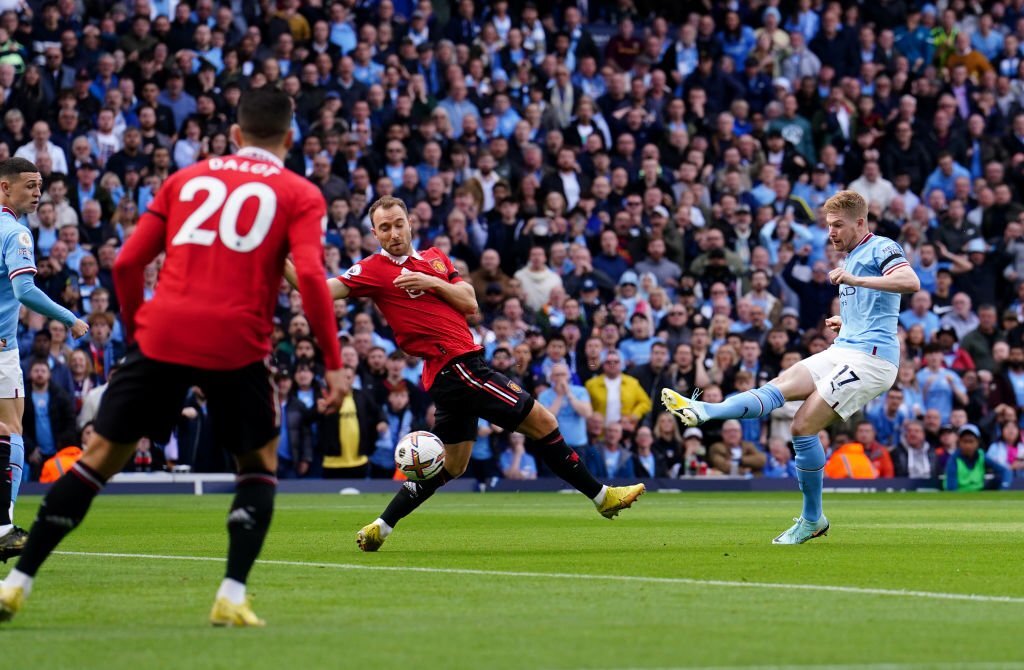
[286,191,344,382]
[392,264,478,315]
[3,227,88,335]
[283,258,350,299]
[11,274,88,337]
[114,209,168,342]
[829,264,920,294]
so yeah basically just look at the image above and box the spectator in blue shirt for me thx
[899,290,942,340]
[719,11,757,72]
[866,387,911,448]
[23,359,77,475]
[923,152,972,201]
[763,438,798,478]
[917,344,968,424]
[631,426,668,478]
[470,419,500,488]
[538,363,592,452]
[499,432,537,480]
[619,313,661,368]
[585,421,635,478]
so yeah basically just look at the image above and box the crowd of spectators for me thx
[5,0,1024,487]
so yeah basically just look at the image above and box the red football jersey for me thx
[339,247,480,389]
[114,147,341,371]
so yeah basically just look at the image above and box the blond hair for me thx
[367,195,409,228]
[822,190,868,221]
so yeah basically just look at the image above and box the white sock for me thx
[591,485,608,506]
[216,578,246,605]
[5,569,33,597]
[0,524,11,538]
[374,518,393,538]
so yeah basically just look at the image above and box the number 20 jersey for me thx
[125,147,330,370]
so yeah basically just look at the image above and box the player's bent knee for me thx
[445,460,469,478]
[519,402,558,439]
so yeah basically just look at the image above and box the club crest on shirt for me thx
[430,259,446,274]
[507,380,522,393]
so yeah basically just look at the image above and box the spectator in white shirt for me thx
[15,121,69,174]
[848,160,897,211]
[514,246,563,311]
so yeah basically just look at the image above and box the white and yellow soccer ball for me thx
[394,431,446,481]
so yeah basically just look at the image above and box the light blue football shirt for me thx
[833,233,910,367]
[0,206,37,353]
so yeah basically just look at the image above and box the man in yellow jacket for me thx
[584,349,652,431]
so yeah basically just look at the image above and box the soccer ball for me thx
[394,431,446,481]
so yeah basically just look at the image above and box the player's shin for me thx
[529,429,604,500]
[379,467,455,529]
[7,461,108,591]
[0,435,11,530]
[8,434,23,522]
[792,434,826,523]
[704,384,785,421]
[222,471,276,604]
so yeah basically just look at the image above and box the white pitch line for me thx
[53,550,1024,605]
[593,664,1024,670]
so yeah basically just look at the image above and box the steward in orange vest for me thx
[824,442,878,479]
[40,446,84,484]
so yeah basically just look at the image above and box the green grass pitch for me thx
[6,491,1024,670]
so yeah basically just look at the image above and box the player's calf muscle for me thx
[441,442,472,476]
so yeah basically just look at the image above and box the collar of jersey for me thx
[848,232,874,256]
[379,248,423,264]
[0,206,17,219]
[235,146,284,167]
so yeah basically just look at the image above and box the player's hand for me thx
[825,315,842,333]
[393,271,441,292]
[829,268,859,286]
[70,318,89,338]
[321,368,347,414]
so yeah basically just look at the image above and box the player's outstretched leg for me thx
[772,393,838,545]
[662,383,786,427]
[519,403,645,519]
[357,444,469,552]
[210,452,277,627]
[0,434,133,622]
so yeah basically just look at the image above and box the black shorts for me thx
[93,346,279,455]
[429,352,535,444]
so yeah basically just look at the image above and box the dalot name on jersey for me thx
[207,157,282,177]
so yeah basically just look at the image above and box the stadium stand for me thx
[5,0,1024,487]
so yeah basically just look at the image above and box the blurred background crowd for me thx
[6,0,1024,489]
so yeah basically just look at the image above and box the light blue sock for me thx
[792,434,825,523]
[9,433,23,505]
[705,383,786,420]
